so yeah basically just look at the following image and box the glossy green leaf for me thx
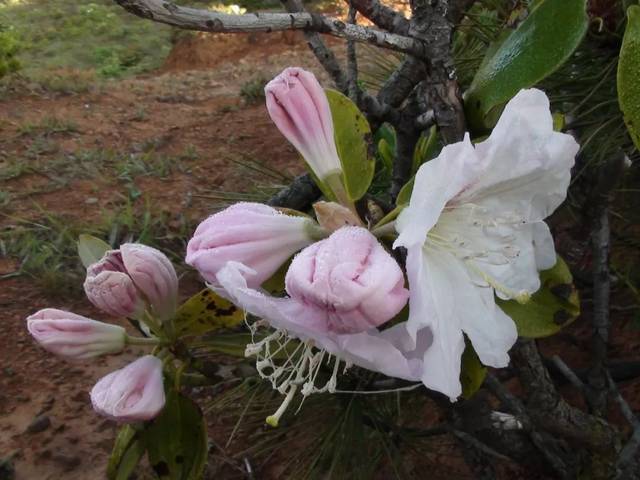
[498,256,580,338]
[326,89,375,201]
[460,341,487,399]
[465,0,588,131]
[77,234,111,268]
[618,5,640,151]
[143,391,208,480]
[107,425,145,480]
[172,288,244,338]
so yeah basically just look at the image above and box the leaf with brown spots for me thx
[172,288,244,338]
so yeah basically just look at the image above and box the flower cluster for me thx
[185,67,578,418]
[27,244,177,422]
[27,66,578,428]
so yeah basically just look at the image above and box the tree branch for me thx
[281,0,348,93]
[113,0,428,57]
[267,173,321,210]
[586,152,626,416]
[608,371,640,478]
[512,340,620,478]
[346,2,360,103]
[349,0,410,34]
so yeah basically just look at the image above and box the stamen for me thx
[266,384,298,427]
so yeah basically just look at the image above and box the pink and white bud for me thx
[27,308,126,359]
[90,355,165,423]
[265,67,341,181]
[84,244,178,321]
[286,226,409,334]
[186,202,321,288]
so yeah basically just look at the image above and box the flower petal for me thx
[404,246,466,400]
[532,221,557,271]
[457,89,578,223]
[215,261,424,382]
[394,134,480,250]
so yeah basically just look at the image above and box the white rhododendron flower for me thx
[394,89,579,400]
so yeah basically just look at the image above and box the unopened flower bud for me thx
[265,67,342,182]
[90,355,165,422]
[186,202,321,288]
[84,244,178,321]
[286,226,409,334]
[27,309,126,359]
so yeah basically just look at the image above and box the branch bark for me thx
[512,340,620,478]
[267,173,321,210]
[349,0,410,34]
[113,0,428,56]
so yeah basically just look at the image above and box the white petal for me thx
[433,209,541,298]
[405,246,466,400]
[457,89,578,223]
[445,258,518,368]
[532,221,557,271]
[394,134,480,249]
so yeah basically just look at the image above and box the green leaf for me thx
[77,234,111,268]
[464,0,588,131]
[143,391,208,480]
[460,341,487,400]
[172,288,244,338]
[378,138,395,172]
[411,125,438,174]
[396,177,414,207]
[618,5,640,151]
[326,89,375,201]
[497,256,580,338]
[107,425,145,480]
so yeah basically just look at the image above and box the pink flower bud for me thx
[186,202,319,288]
[265,67,341,180]
[90,355,165,423]
[285,226,409,334]
[84,244,178,320]
[27,309,126,359]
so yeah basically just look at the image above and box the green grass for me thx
[0,199,195,297]
[0,0,289,83]
[0,0,174,79]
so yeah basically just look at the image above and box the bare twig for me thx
[551,355,586,392]
[346,2,359,103]
[349,0,410,34]
[607,372,640,478]
[586,153,626,416]
[485,372,571,478]
[281,0,348,93]
[113,0,428,56]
